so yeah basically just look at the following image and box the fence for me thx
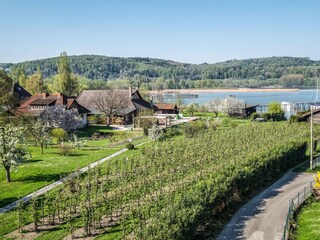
[282,156,320,240]
[282,181,314,240]
[312,155,320,169]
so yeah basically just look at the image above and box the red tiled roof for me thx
[154,103,176,110]
[12,92,89,116]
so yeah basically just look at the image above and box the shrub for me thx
[250,112,260,121]
[93,115,107,125]
[58,143,74,156]
[221,118,237,128]
[148,125,164,141]
[183,121,208,138]
[289,115,300,124]
[164,127,181,138]
[126,143,135,150]
[51,128,67,144]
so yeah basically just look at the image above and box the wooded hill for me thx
[1,55,320,88]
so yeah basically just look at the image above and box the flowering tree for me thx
[221,96,245,116]
[206,98,223,117]
[40,106,84,132]
[0,125,28,182]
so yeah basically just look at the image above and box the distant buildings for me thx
[10,86,180,126]
[77,88,153,125]
[11,92,90,125]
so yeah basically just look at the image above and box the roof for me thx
[12,83,31,100]
[12,92,90,116]
[301,108,320,118]
[76,89,152,115]
[154,103,177,110]
[29,98,56,105]
[242,105,258,110]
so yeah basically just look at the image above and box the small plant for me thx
[289,115,300,124]
[51,128,67,144]
[126,143,135,150]
[148,125,164,141]
[58,143,74,156]
[71,133,86,149]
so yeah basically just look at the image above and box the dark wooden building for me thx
[241,105,257,118]
[154,103,179,114]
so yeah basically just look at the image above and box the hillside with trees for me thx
[1,55,320,90]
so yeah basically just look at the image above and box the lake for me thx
[179,89,319,106]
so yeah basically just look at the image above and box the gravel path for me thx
[217,171,314,240]
[0,141,150,214]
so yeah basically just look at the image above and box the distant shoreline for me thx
[149,88,300,94]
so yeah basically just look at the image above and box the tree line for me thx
[2,55,320,91]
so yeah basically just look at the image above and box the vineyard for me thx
[0,122,317,239]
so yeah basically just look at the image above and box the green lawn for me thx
[293,199,320,240]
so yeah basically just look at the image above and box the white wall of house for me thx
[81,114,88,126]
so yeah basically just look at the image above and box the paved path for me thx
[0,141,150,214]
[217,171,314,240]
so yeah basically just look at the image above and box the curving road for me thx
[217,171,314,240]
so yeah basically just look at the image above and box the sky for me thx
[1,0,320,64]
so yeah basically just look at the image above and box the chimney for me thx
[129,86,132,98]
[42,93,47,99]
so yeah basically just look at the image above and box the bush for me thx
[51,128,67,144]
[221,118,237,128]
[164,127,181,138]
[126,143,135,150]
[58,143,74,156]
[148,125,164,141]
[250,112,260,121]
[183,121,208,138]
[289,115,300,124]
[89,115,108,124]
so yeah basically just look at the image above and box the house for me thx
[241,105,257,118]
[12,82,32,104]
[154,103,179,114]
[12,92,90,125]
[76,87,153,125]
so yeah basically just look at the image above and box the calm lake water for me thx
[181,89,319,106]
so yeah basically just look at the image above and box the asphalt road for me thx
[217,171,314,240]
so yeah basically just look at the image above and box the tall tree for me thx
[18,68,27,88]
[0,70,15,112]
[26,66,44,94]
[56,52,79,96]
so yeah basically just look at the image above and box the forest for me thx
[1,55,320,90]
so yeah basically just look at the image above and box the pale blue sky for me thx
[1,0,320,63]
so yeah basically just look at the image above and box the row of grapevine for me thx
[9,122,319,239]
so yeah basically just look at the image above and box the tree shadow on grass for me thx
[22,159,43,164]
[15,172,66,183]
[0,197,19,209]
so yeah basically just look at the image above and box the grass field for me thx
[293,198,320,240]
